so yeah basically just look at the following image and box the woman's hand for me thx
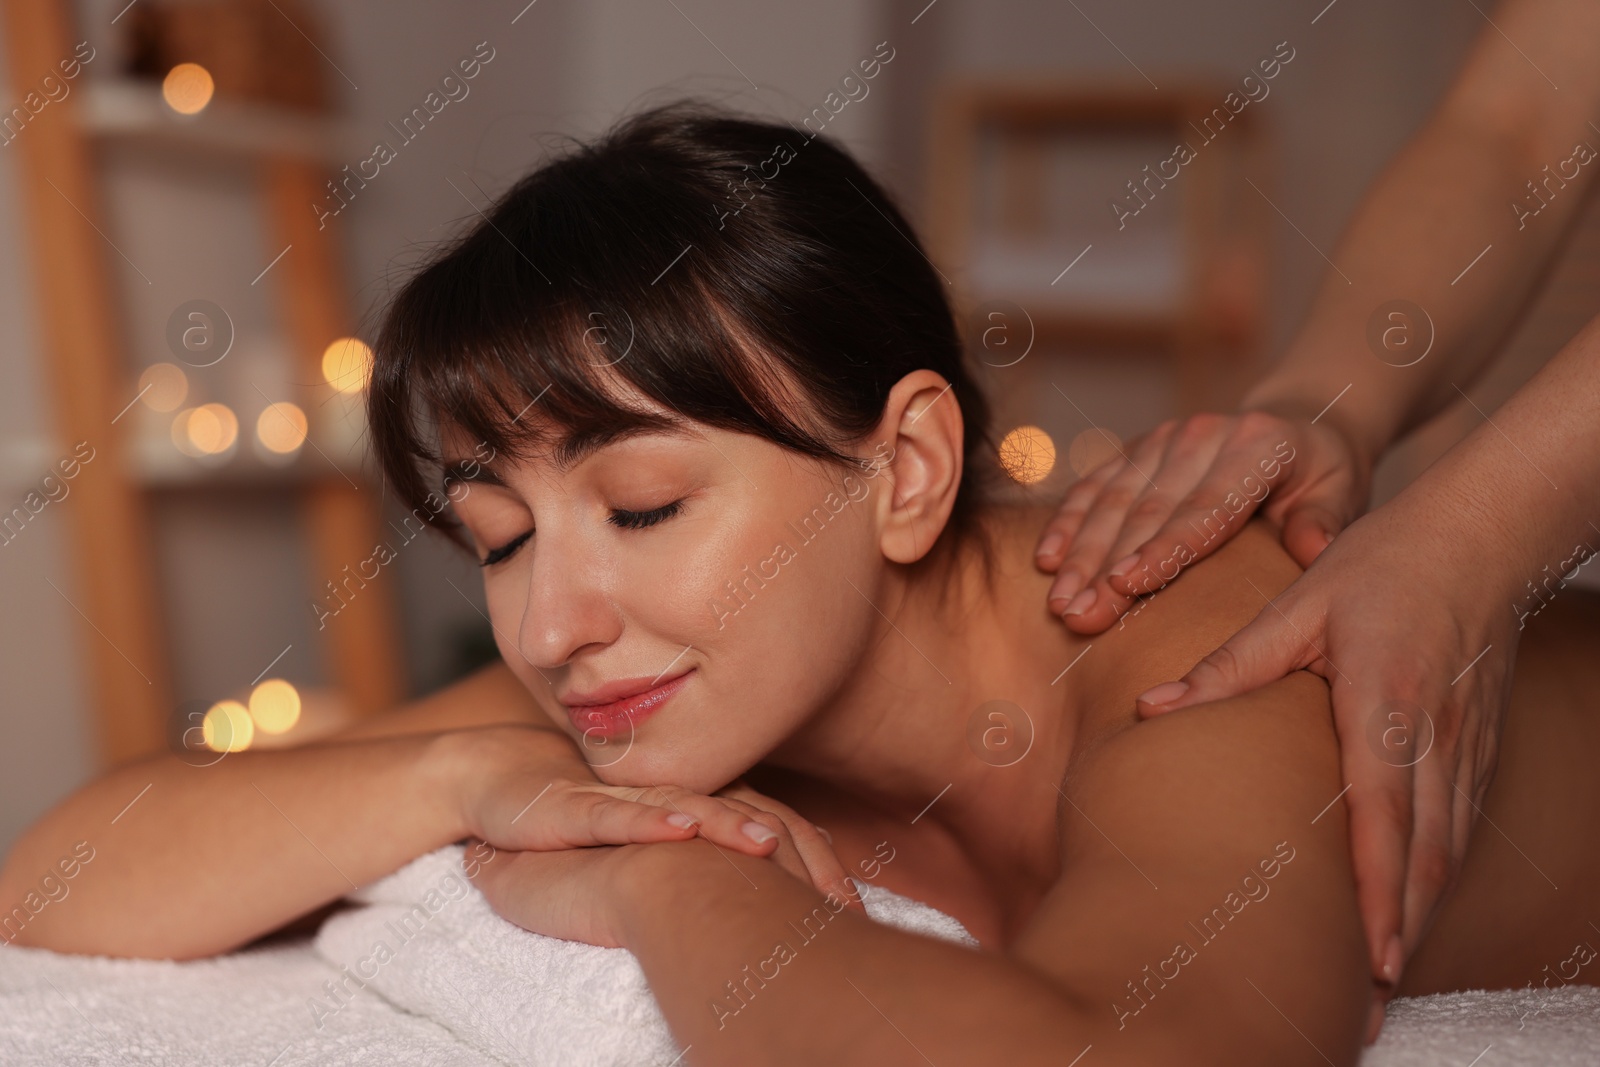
[1130,474,1525,1024]
[1034,410,1371,633]
[442,725,824,863]
[469,779,862,946]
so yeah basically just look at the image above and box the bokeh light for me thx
[248,679,302,735]
[998,425,1056,485]
[1068,427,1124,478]
[174,402,239,457]
[162,63,215,116]
[256,401,308,454]
[138,362,188,412]
[201,700,254,752]
[321,338,373,395]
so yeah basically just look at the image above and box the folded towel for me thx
[312,844,978,1066]
[0,937,497,1065]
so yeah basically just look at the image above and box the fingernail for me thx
[1322,529,1335,547]
[667,812,698,829]
[1108,553,1141,579]
[814,824,833,843]
[1037,532,1064,560]
[1382,935,1402,983]
[1137,680,1188,706]
[741,821,779,845]
[1050,573,1084,611]
[1061,587,1097,617]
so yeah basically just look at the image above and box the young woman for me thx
[5,104,1599,1067]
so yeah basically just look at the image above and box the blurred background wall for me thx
[4,0,1589,854]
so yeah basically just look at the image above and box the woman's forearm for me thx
[616,840,1090,1067]
[1245,0,1600,464]
[0,731,466,959]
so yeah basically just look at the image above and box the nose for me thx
[516,521,623,669]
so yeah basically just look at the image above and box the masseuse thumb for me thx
[1135,608,1299,717]
[1280,503,1344,568]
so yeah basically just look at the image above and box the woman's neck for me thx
[764,503,1088,862]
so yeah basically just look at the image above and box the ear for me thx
[865,370,964,565]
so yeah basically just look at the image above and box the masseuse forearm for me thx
[619,841,1091,1067]
[0,732,465,958]
[1245,0,1600,462]
[1416,313,1600,594]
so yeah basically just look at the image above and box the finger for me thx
[561,792,708,847]
[1279,503,1343,567]
[621,788,785,857]
[783,815,865,911]
[1343,729,1415,989]
[716,784,864,910]
[1398,745,1455,963]
[1053,441,1175,628]
[1105,433,1279,598]
[1093,416,1234,585]
[1134,600,1313,715]
[738,809,811,883]
[1040,460,1124,594]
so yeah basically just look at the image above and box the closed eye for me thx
[608,500,684,530]
[479,531,531,567]
[479,500,684,565]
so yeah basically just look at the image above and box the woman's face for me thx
[444,407,893,793]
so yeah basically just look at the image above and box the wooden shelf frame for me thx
[2,0,404,765]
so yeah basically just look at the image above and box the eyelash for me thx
[478,500,685,567]
[608,499,685,531]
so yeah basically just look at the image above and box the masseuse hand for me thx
[1132,470,1522,1008]
[1034,410,1370,631]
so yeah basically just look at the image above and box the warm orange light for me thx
[321,338,373,395]
[201,700,254,752]
[139,362,188,412]
[179,402,239,456]
[256,402,308,454]
[248,679,302,734]
[998,425,1056,485]
[162,63,215,115]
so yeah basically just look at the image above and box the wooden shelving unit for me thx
[926,81,1271,414]
[2,0,405,766]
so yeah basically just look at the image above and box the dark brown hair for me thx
[368,101,994,550]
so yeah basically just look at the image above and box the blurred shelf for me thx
[77,78,343,163]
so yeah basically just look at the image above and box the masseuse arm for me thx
[1137,312,1600,973]
[1039,0,1600,619]
[479,526,1370,1065]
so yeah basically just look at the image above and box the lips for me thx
[561,669,692,738]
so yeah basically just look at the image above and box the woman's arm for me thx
[0,664,544,958]
[479,527,1370,1066]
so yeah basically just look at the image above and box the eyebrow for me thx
[439,420,693,486]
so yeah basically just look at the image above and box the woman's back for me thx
[1404,586,1600,996]
[760,509,1600,1004]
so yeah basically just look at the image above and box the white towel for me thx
[0,937,497,1065]
[4,842,1598,1066]
[311,844,978,1066]
[1361,984,1600,1066]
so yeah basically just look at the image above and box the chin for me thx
[586,741,755,796]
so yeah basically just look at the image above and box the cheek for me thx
[601,489,883,790]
